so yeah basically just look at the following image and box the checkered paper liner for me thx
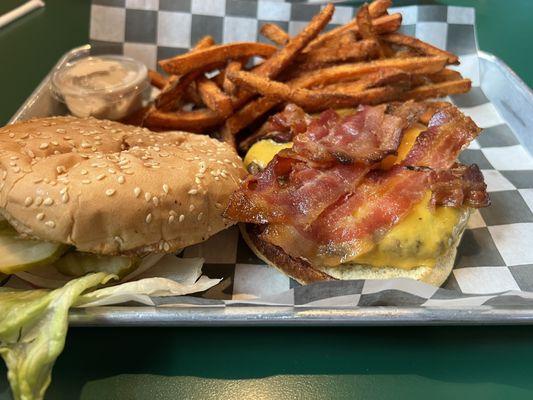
[5,1,533,309]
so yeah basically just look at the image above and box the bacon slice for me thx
[430,163,490,208]
[260,105,484,266]
[293,102,424,164]
[226,103,422,227]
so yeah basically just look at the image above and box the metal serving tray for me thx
[9,45,533,326]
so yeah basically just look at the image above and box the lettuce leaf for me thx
[0,273,115,400]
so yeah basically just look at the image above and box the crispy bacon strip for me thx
[226,103,424,228]
[261,105,484,266]
[430,163,490,208]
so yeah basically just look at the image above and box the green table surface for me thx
[0,0,532,399]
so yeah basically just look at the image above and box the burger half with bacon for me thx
[225,101,490,285]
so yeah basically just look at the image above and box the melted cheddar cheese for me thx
[244,124,463,270]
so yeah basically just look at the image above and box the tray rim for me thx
[7,45,533,326]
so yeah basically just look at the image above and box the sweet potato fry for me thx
[222,61,242,95]
[304,13,402,53]
[381,33,459,65]
[197,77,233,117]
[194,35,215,48]
[356,3,387,58]
[148,69,167,89]
[369,0,392,17]
[260,23,289,46]
[155,37,217,111]
[222,96,279,140]
[320,68,410,93]
[230,3,335,111]
[297,37,380,67]
[291,56,448,88]
[143,108,224,132]
[427,68,463,83]
[159,42,277,75]
[227,70,401,111]
[401,79,471,101]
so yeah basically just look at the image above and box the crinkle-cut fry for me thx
[291,56,448,88]
[369,0,393,17]
[159,42,277,75]
[197,76,233,117]
[143,107,224,132]
[401,79,471,101]
[320,68,410,93]
[230,4,335,110]
[148,69,167,89]
[381,33,459,65]
[227,70,401,111]
[223,96,279,139]
[304,13,402,53]
[260,23,289,46]
[297,37,380,66]
[222,61,242,95]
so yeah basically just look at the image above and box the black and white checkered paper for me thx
[8,1,533,308]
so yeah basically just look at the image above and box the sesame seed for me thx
[24,197,33,206]
[144,192,151,202]
[82,179,91,184]
[133,187,141,198]
[13,166,20,173]
[60,187,68,194]
[168,215,175,223]
[9,161,16,167]
[162,184,169,194]
[189,204,195,212]
[45,221,55,228]
[188,189,198,195]
[105,189,115,196]
[56,128,66,134]
[214,177,220,181]
[179,214,185,222]
[195,177,201,184]
[215,202,224,209]
[117,175,125,184]
[56,166,66,174]
[43,197,54,206]
[108,168,116,174]
[81,169,88,175]
[163,242,170,252]
[36,213,45,220]
[10,156,18,161]
[39,143,49,149]
[152,196,159,206]
[8,133,15,138]
[35,196,43,206]
[169,210,177,217]
[61,193,69,203]
[96,174,106,181]
[145,213,152,224]
[197,212,204,221]
[81,142,91,148]
[51,141,59,146]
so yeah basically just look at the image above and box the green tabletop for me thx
[0,0,532,399]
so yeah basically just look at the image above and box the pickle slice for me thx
[54,252,139,278]
[0,224,68,274]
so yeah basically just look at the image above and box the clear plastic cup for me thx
[50,55,149,120]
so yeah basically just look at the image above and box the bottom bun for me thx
[240,208,470,286]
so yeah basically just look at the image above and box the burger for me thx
[0,116,245,286]
[225,102,490,286]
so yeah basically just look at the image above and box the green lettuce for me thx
[0,273,115,400]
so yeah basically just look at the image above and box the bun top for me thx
[0,116,246,254]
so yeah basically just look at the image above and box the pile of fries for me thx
[136,0,470,151]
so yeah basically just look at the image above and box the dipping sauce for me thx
[51,55,148,120]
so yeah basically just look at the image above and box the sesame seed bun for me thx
[0,116,246,255]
